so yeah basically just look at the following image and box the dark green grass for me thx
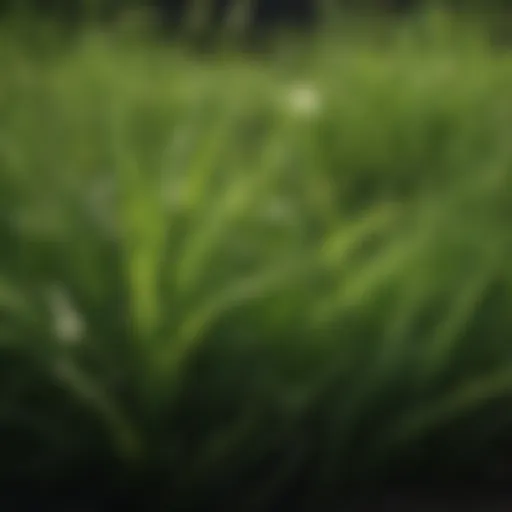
[1,13,512,509]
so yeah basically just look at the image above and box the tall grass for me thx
[1,14,512,508]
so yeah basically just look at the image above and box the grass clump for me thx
[1,15,512,508]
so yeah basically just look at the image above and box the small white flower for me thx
[47,284,85,345]
[286,82,322,117]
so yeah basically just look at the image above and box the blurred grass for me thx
[1,11,512,508]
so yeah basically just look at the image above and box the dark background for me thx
[0,1,491,28]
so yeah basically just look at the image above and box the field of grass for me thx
[1,12,512,509]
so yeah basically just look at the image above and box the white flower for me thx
[47,284,85,345]
[286,82,322,117]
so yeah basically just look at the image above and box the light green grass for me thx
[1,15,512,506]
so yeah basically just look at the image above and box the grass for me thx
[1,11,512,509]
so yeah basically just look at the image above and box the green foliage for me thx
[1,18,512,507]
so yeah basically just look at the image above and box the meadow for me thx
[1,10,512,509]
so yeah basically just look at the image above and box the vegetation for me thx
[1,10,512,509]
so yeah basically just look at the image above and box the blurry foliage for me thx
[1,10,512,510]
[0,0,509,24]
